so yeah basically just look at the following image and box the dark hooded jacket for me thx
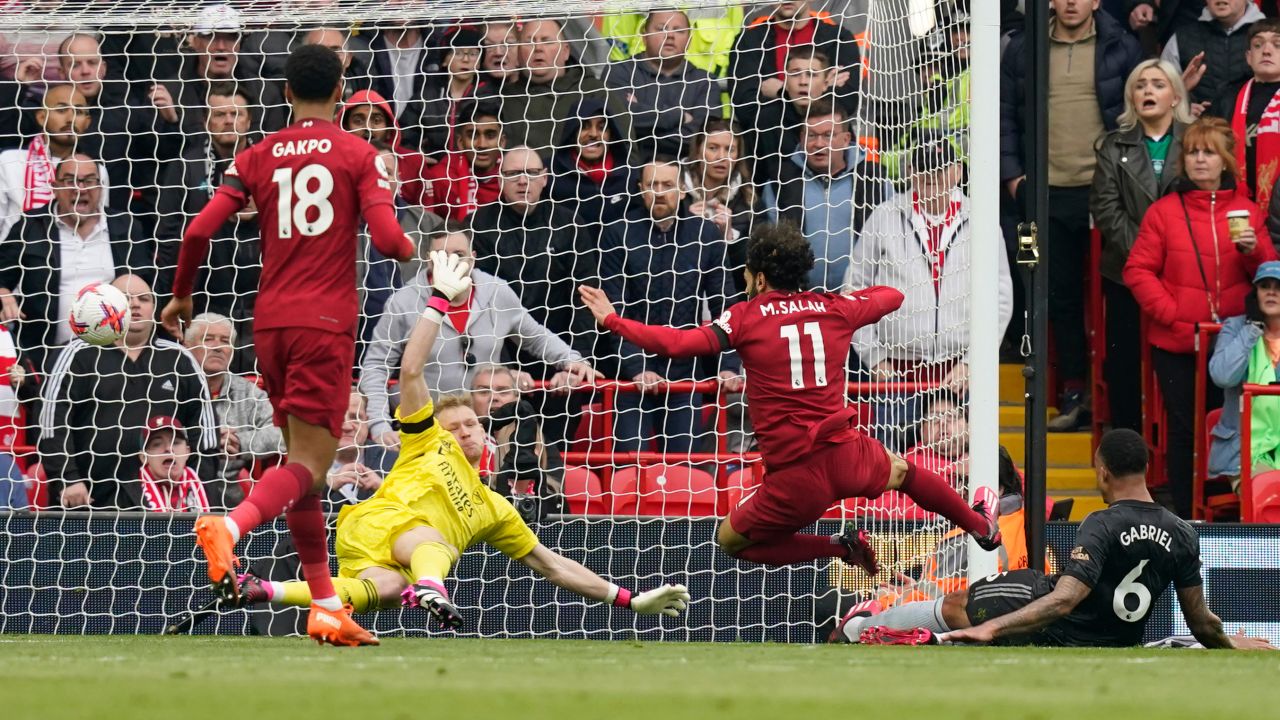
[545,98,638,230]
[337,89,432,209]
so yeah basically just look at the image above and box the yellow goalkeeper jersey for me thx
[334,399,538,580]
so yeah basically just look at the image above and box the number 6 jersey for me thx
[216,118,399,335]
[1053,499,1203,647]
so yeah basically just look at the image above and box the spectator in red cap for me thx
[137,415,211,513]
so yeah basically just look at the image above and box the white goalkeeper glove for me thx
[629,584,691,617]
[428,250,472,302]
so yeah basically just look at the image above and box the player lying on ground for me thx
[834,429,1274,650]
[579,222,1000,573]
[235,251,690,630]
[161,44,416,646]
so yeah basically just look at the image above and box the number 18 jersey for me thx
[712,286,903,469]
[218,118,395,335]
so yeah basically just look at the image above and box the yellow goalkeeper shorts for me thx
[334,497,455,583]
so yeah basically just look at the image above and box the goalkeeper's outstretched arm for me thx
[517,543,691,617]
[398,250,472,418]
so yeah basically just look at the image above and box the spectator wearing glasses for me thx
[157,3,287,138]
[418,27,495,158]
[0,152,148,373]
[359,224,596,451]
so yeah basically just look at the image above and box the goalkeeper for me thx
[236,252,690,634]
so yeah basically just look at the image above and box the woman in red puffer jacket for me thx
[1124,117,1278,519]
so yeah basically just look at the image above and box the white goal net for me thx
[0,0,1000,640]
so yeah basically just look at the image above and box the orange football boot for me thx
[307,604,380,647]
[194,516,241,604]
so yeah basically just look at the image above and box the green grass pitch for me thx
[2,635,1278,719]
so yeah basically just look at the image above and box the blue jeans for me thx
[612,390,701,456]
[0,452,26,509]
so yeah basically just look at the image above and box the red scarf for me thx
[23,135,54,212]
[1232,79,1280,207]
[140,465,210,513]
[577,153,614,185]
[912,192,962,294]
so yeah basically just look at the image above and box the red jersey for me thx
[217,118,396,335]
[711,287,903,468]
[422,151,500,221]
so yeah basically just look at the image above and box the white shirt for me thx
[387,43,421,118]
[55,212,115,344]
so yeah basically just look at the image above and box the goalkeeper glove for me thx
[628,584,691,618]
[428,250,473,302]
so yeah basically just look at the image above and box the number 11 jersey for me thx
[711,286,903,469]
[218,118,396,335]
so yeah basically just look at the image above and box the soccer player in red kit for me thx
[161,45,415,646]
[579,223,1001,572]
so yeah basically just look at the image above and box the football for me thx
[69,282,130,346]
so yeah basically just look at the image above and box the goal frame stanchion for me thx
[965,0,1000,581]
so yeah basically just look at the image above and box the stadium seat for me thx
[25,461,47,509]
[636,464,718,517]
[562,465,606,515]
[724,465,763,510]
[1252,470,1280,523]
[569,403,607,456]
[609,466,642,515]
[1195,408,1240,522]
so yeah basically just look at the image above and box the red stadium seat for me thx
[724,465,763,510]
[562,465,606,515]
[1252,470,1280,523]
[610,466,641,515]
[1195,408,1240,522]
[636,464,718,517]
[25,461,47,508]
[570,403,607,456]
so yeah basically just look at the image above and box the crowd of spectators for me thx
[1,0,1270,523]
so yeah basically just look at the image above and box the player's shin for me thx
[284,493,340,610]
[733,534,847,565]
[897,461,990,536]
[264,578,382,612]
[227,463,314,536]
[856,598,951,639]
[408,542,455,591]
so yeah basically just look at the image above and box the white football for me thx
[70,282,130,346]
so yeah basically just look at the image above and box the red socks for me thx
[227,463,314,534]
[898,461,987,536]
[735,534,844,566]
[285,492,338,603]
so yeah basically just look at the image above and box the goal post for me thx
[0,0,1005,638]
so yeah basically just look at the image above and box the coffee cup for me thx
[1227,210,1252,247]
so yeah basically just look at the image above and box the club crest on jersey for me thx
[759,298,826,317]
[272,138,333,157]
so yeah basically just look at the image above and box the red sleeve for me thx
[365,202,414,261]
[172,189,245,298]
[602,314,726,358]
[1123,207,1178,326]
[839,285,905,328]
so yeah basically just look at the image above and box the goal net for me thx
[0,0,1000,640]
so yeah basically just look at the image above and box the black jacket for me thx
[38,337,222,509]
[729,12,860,136]
[545,98,640,230]
[365,29,446,151]
[159,53,288,142]
[470,199,600,374]
[1000,11,1142,182]
[1171,14,1256,105]
[0,206,152,373]
[599,208,740,380]
[154,137,261,332]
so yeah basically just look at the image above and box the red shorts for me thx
[729,431,892,540]
[255,327,354,439]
